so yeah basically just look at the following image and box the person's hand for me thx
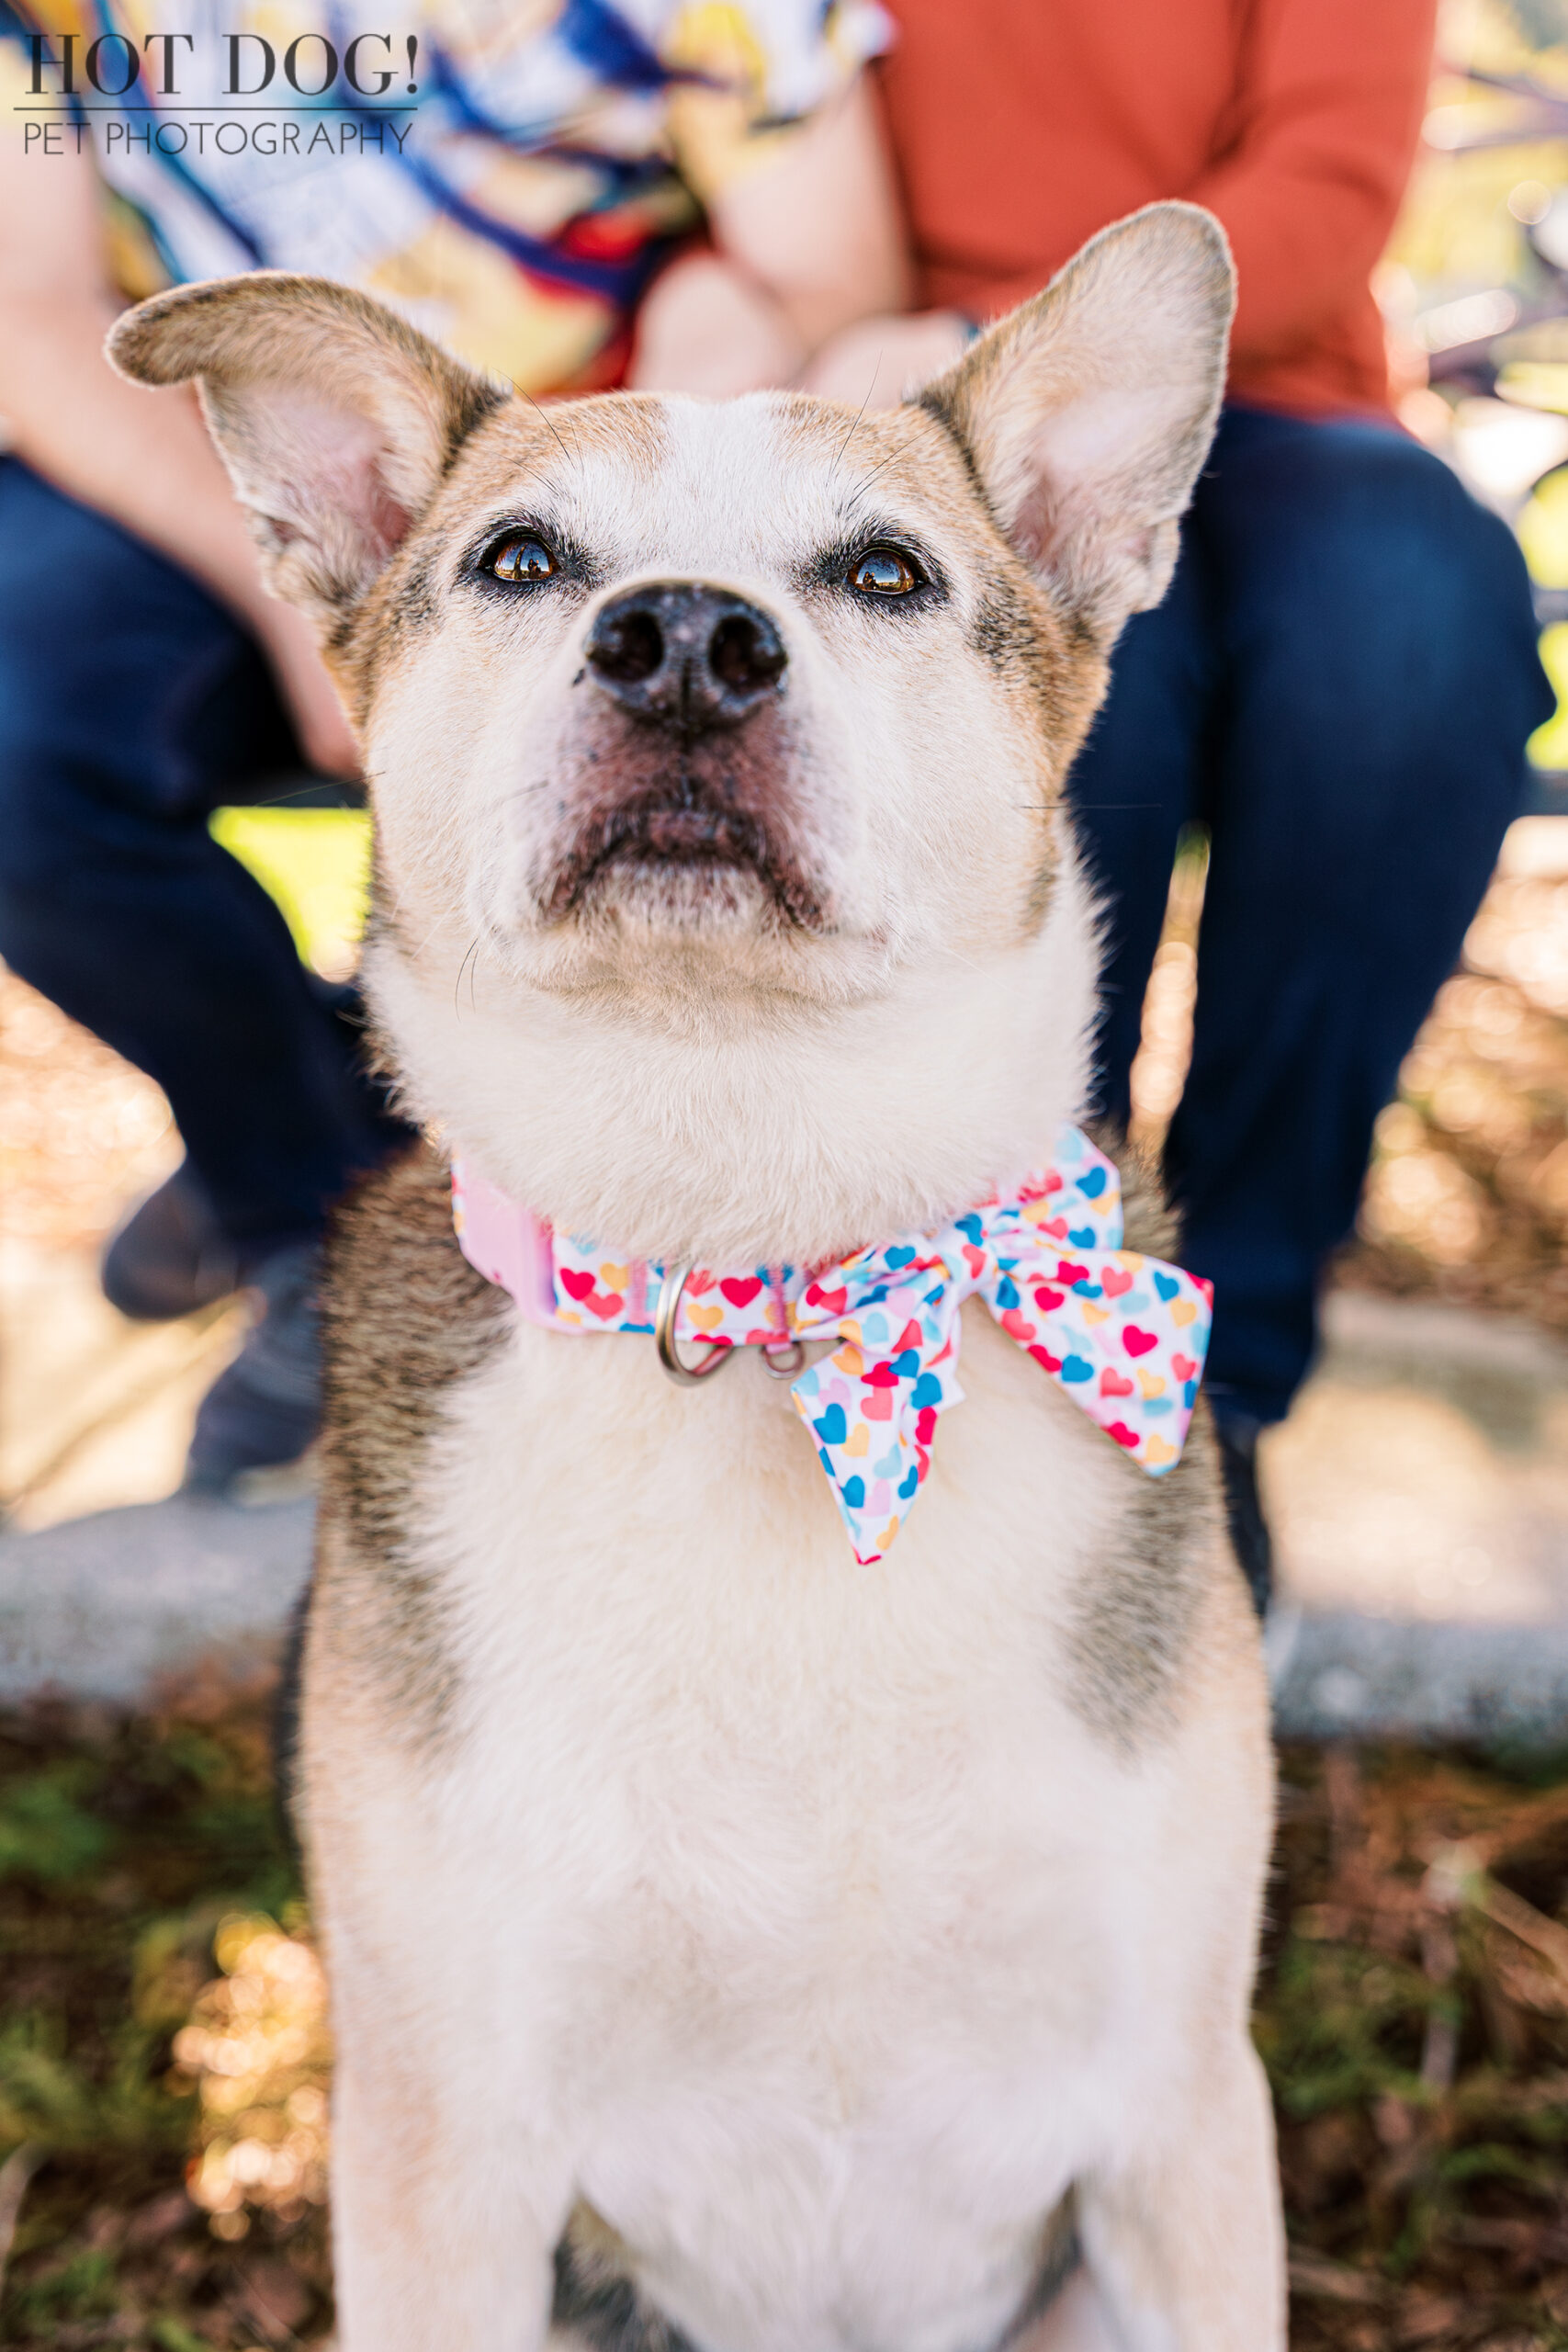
[630,254,808,395]
[254,599,362,780]
[798,312,974,410]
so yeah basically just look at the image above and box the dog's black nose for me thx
[585,582,787,731]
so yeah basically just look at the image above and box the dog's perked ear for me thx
[107,274,503,629]
[919,202,1235,641]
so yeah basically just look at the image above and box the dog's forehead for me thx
[455,390,982,577]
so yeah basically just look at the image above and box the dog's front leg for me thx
[1072,2042,1285,2351]
[330,2041,562,2352]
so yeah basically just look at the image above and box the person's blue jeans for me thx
[0,457,408,1260]
[1068,403,1555,1429]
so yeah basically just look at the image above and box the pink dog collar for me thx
[451,1130,1213,1565]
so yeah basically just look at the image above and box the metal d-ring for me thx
[761,1337,806,1379]
[654,1262,736,1386]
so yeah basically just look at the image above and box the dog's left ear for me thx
[109,273,504,630]
[919,203,1234,639]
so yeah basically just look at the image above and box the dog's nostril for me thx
[709,613,786,698]
[586,584,786,729]
[589,609,664,685]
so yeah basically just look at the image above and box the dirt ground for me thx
[1340,833,1568,1338]
[0,1694,1562,2350]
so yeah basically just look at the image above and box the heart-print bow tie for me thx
[452,1125,1213,1565]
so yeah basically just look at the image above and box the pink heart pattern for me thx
[547,1234,795,1352]
[451,1126,1213,1566]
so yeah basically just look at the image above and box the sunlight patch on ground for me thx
[209,809,372,984]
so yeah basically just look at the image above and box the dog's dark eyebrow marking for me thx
[826,499,933,548]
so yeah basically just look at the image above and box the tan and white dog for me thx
[112,200,1283,2352]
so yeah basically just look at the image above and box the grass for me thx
[0,1691,327,2350]
[1,1699,1565,2348]
[1264,1747,1568,2346]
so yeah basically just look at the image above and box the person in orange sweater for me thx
[801,0,1553,1610]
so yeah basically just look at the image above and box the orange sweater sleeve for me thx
[1186,0,1436,369]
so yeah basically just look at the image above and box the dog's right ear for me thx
[108,274,504,630]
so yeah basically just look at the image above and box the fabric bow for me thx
[452,1126,1213,1566]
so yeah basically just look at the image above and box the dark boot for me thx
[101,1163,240,1321]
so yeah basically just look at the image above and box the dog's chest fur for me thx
[310,1155,1258,2352]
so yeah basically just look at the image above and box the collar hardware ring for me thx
[655,1262,736,1386]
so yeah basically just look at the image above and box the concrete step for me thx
[4,1287,1566,1740]
[1268,1605,1568,1745]
[0,1490,312,1705]
[5,1482,1568,1749]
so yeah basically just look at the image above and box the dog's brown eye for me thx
[487,534,557,582]
[849,548,920,597]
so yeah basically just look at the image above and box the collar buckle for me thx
[654,1262,737,1386]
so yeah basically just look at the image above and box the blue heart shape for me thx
[1144,1396,1174,1418]
[1155,1271,1179,1302]
[911,1373,942,1409]
[893,1348,920,1377]
[897,1465,919,1500]
[874,1446,902,1479]
[955,1214,983,1247]
[995,1275,1020,1309]
[1060,1355,1093,1384]
[841,1475,865,1509]
[1068,1225,1097,1247]
[1073,1281,1102,1299]
[814,1404,848,1446]
[1078,1167,1107,1199]
[1184,1380,1198,1408]
[886,1244,917,1270]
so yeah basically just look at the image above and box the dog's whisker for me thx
[845,428,925,501]
[833,360,883,473]
[519,387,581,476]
[400,905,450,966]
[453,934,482,1019]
